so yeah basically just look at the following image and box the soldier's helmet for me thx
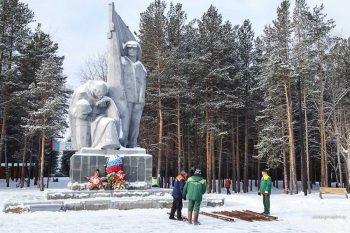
[123,40,142,61]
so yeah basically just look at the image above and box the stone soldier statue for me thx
[120,41,146,148]
[107,3,146,148]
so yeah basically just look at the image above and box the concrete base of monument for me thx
[3,194,225,213]
[69,147,152,190]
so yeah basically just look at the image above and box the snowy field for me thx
[0,178,349,233]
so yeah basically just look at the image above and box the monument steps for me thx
[46,189,172,200]
[3,195,224,213]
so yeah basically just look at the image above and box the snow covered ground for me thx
[0,178,349,233]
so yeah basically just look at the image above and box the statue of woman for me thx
[69,80,121,150]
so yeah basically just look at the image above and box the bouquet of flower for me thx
[106,170,128,190]
[105,155,128,190]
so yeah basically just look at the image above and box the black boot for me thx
[169,199,177,220]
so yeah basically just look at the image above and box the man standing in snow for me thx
[183,169,206,225]
[189,167,195,177]
[169,171,187,220]
[258,169,272,215]
[225,178,231,195]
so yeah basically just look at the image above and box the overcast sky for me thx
[21,0,350,88]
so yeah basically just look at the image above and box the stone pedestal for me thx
[69,147,152,189]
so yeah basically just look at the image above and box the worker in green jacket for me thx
[183,169,206,225]
[258,169,272,215]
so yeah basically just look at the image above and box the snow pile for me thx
[128,181,148,188]
[3,204,29,214]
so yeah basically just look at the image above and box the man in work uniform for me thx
[258,169,272,215]
[183,169,206,225]
[169,171,187,220]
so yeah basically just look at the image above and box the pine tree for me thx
[237,19,255,193]
[139,0,168,181]
[178,21,201,175]
[257,1,298,194]
[196,5,230,192]
[18,24,63,187]
[136,0,350,193]
[22,58,69,191]
[308,4,335,187]
[165,2,187,174]
[220,21,240,192]
[0,0,34,169]
[60,150,75,176]
[292,0,311,195]
[251,36,264,189]
[257,24,288,186]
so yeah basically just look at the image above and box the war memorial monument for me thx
[68,2,151,190]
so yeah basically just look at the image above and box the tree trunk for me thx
[317,37,328,187]
[156,70,163,179]
[211,132,216,193]
[206,111,212,193]
[255,125,260,187]
[195,120,201,169]
[304,94,311,194]
[243,111,249,193]
[40,132,46,191]
[231,119,236,192]
[0,109,7,164]
[236,115,240,193]
[319,77,327,187]
[257,159,261,189]
[285,80,297,194]
[20,135,28,188]
[194,120,198,168]
[346,134,350,188]
[282,119,289,194]
[34,135,41,186]
[165,132,170,188]
[218,135,223,194]
[250,168,253,191]
[28,137,34,187]
[298,79,307,195]
[176,95,181,173]
[333,112,343,188]
[187,134,191,174]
